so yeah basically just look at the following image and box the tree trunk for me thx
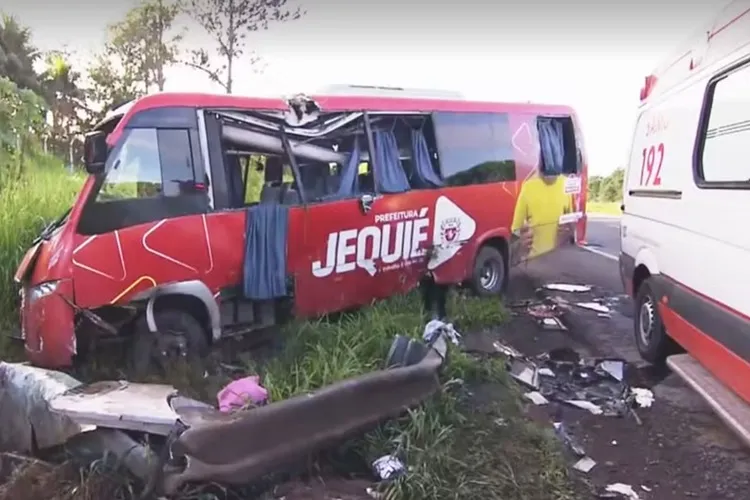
[226,0,235,94]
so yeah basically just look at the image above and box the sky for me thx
[4,0,734,176]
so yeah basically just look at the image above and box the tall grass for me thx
[0,157,83,327]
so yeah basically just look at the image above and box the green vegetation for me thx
[588,167,624,204]
[0,162,82,328]
[141,293,576,500]
[587,201,622,215]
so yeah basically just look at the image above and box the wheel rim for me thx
[153,329,189,363]
[479,261,500,290]
[638,297,656,346]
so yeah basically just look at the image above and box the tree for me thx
[109,0,182,92]
[40,51,88,162]
[0,76,47,183]
[184,0,303,93]
[0,14,42,93]
[85,0,182,123]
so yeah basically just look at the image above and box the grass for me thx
[150,292,576,500]
[586,201,622,215]
[1,157,576,499]
[0,157,83,330]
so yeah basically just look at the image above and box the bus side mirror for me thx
[83,131,108,175]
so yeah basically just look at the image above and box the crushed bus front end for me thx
[15,216,78,368]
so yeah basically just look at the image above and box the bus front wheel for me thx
[129,309,209,378]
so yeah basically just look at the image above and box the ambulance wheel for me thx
[129,309,209,379]
[471,246,506,297]
[634,279,677,364]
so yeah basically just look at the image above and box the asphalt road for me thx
[583,215,621,260]
[510,245,750,499]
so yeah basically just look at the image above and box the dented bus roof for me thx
[104,88,578,145]
[639,0,750,105]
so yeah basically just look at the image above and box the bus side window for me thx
[536,116,578,176]
[432,112,516,186]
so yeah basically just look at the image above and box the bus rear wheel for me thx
[129,309,209,379]
[471,246,506,297]
[634,278,678,364]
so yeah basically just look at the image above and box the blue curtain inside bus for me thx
[333,136,361,199]
[410,128,443,188]
[538,118,565,175]
[373,130,410,193]
[243,203,289,300]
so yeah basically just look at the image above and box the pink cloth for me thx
[217,375,268,413]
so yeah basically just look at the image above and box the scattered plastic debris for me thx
[423,319,462,346]
[575,302,611,313]
[573,456,597,473]
[524,391,549,405]
[538,367,556,377]
[565,399,604,415]
[500,341,646,419]
[599,359,625,381]
[510,359,540,388]
[598,313,612,318]
[631,387,655,408]
[527,303,561,318]
[603,483,641,499]
[372,454,406,481]
[494,417,509,427]
[544,283,592,293]
[493,340,523,359]
[541,316,568,330]
[217,375,269,412]
[553,421,586,456]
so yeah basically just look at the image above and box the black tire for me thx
[634,278,678,364]
[385,335,410,369]
[129,309,209,379]
[470,245,507,297]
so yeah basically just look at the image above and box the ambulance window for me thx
[433,112,516,186]
[537,116,579,176]
[698,64,750,185]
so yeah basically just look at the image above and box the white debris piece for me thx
[573,456,596,473]
[565,399,604,415]
[538,367,556,377]
[544,283,592,293]
[524,391,549,405]
[631,387,655,408]
[575,302,611,313]
[372,454,405,480]
[605,483,641,499]
[493,341,523,359]
[599,359,625,381]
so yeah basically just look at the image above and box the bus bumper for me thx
[21,279,76,368]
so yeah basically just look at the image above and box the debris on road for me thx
[575,302,612,314]
[524,391,549,405]
[543,283,592,293]
[573,456,597,473]
[631,388,655,408]
[599,482,641,499]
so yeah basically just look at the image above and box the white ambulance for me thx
[620,0,750,445]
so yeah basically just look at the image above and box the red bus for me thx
[15,87,588,374]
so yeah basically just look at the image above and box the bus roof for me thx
[640,0,750,105]
[107,89,577,145]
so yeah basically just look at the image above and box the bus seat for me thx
[260,183,283,204]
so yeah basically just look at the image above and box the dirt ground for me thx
[467,248,750,500]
